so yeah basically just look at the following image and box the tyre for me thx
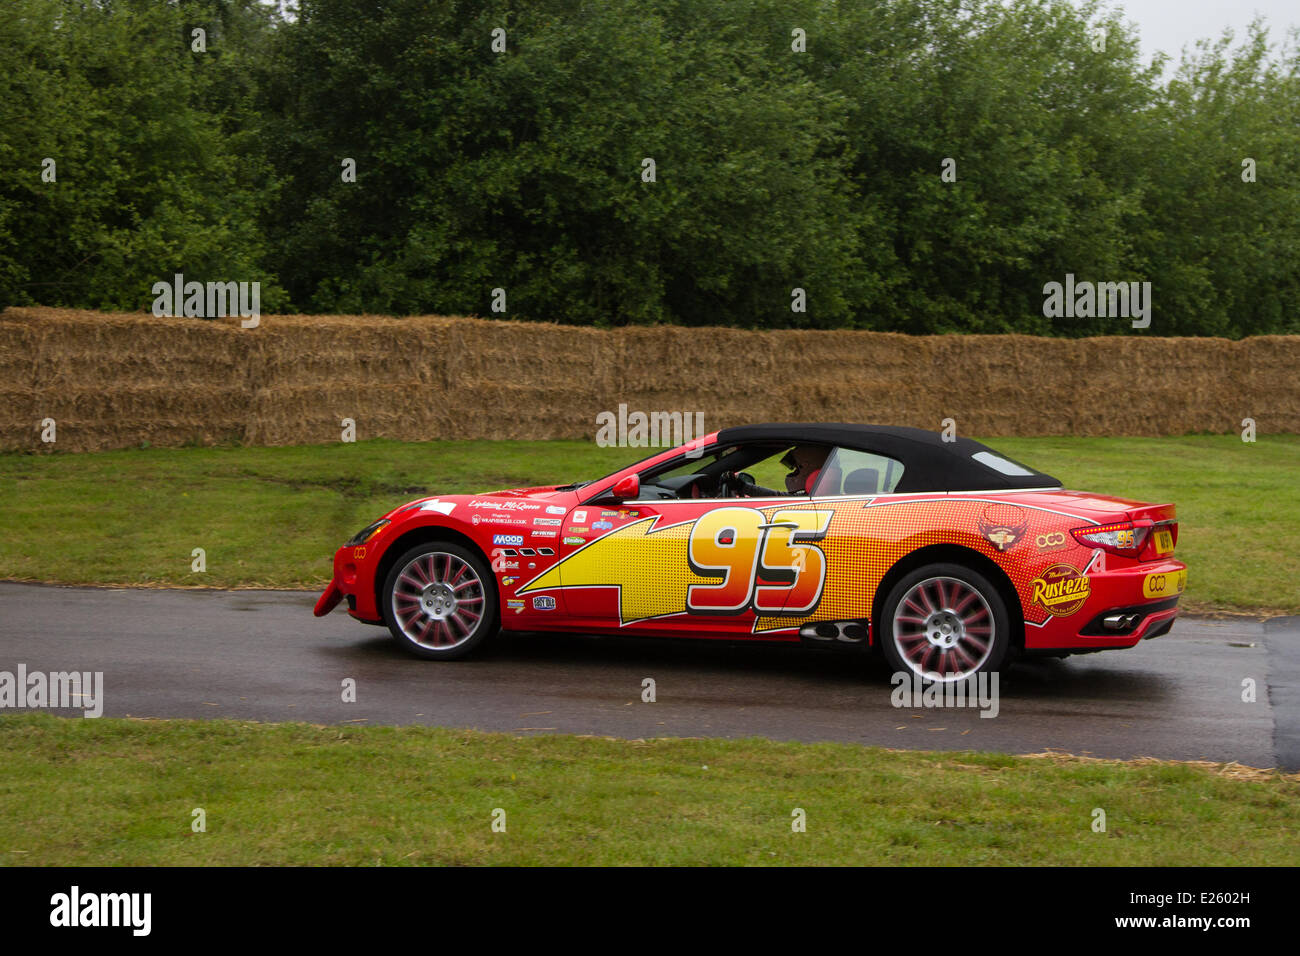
[381,541,498,660]
[878,562,1010,683]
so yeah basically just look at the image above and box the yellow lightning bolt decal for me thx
[518,516,716,624]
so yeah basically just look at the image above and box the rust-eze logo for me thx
[1031,564,1091,616]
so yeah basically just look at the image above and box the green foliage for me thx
[0,0,1297,334]
[0,0,286,312]
[256,0,867,326]
[1137,20,1300,336]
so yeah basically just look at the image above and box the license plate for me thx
[1153,529,1174,554]
[1143,568,1187,599]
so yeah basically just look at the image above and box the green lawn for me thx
[1,713,1295,866]
[1,435,1296,613]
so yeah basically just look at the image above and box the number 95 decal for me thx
[686,508,832,615]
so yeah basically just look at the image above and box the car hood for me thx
[383,484,576,520]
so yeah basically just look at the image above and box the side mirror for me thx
[610,474,639,501]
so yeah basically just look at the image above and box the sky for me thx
[1102,0,1297,63]
[262,1,1299,66]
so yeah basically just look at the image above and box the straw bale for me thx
[1,306,1295,451]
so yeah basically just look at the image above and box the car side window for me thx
[811,447,905,495]
[648,447,727,483]
[629,446,728,499]
[636,443,796,499]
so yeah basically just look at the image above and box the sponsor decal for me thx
[502,576,518,587]
[592,520,613,530]
[573,510,587,522]
[490,548,521,573]
[533,517,562,526]
[486,516,527,526]
[978,503,1027,552]
[1035,531,1068,553]
[617,509,639,519]
[506,599,524,614]
[492,534,524,546]
[1142,568,1187,599]
[1031,564,1092,616]
[471,514,480,525]
[532,530,558,538]
[563,536,585,545]
[600,510,620,517]
[353,546,366,559]
[568,526,589,534]
[532,596,556,610]
[545,505,566,515]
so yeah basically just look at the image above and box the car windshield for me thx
[554,479,594,492]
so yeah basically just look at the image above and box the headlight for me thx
[345,519,390,547]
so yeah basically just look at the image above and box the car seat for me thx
[843,467,880,495]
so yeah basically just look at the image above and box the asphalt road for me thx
[1,582,1296,770]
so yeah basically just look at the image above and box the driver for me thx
[781,445,829,495]
[718,445,829,497]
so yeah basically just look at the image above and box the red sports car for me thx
[314,424,1186,683]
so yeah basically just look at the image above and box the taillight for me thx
[1071,520,1150,557]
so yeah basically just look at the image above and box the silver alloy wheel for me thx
[891,575,995,682]
[391,550,485,650]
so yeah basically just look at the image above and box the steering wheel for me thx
[717,471,753,498]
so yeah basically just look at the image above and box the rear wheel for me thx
[879,563,1010,683]
[381,542,498,660]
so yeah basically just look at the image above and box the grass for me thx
[1,435,1297,613]
[1,713,1296,866]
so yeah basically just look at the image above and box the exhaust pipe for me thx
[1101,613,1141,631]
[800,620,870,645]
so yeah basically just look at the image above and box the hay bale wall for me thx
[1,307,1295,452]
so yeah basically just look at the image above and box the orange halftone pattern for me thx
[756,496,1086,631]
[524,495,1092,630]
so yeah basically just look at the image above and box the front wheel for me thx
[381,542,498,660]
[879,563,1011,683]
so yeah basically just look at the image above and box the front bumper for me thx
[315,543,384,623]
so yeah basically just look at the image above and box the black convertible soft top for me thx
[714,423,1060,493]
